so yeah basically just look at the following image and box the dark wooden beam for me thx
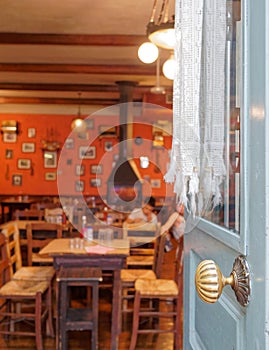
[0,83,152,93]
[0,33,146,46]
[0,96,142,106]
[0,63,155,75]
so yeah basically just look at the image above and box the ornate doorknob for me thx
[195,255,250,307]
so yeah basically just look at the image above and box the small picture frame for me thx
[75,180,85,192]
[3,133,17,143]
[18,159,31,169]
[104,141,113,152]
[90,178,101,187]
[79,146,96,159]
[65,138,74,149]
[76,164,85,176]
[44,151,57,168]
[27,128,36,138]
[45,172,57,181]
[84,119,94,130]
[22,142,35,153]
[150,179,161,188]
[5,149,13,159]
[12,174,22,186]
[90,164,103,175]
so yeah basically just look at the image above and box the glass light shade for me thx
[162,55,176,80]
[138,42,159,64]
[71,117,85,130]
[149,28,176,50]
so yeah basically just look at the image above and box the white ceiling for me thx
[0,0,173,114]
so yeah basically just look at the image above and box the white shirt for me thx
[128,208,158,224]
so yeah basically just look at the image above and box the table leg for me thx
[56,273,60,349]
[111,269,121,350]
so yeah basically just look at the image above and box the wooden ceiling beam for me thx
[0,33,146,46]
[0,63,155,75]
[0,83,152,93]
[0,96,142,106]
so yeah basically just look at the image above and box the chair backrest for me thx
[159,212,179,235]
[0,232,11,286]
[152,231,167,278]
[14,209,44,220]
[175,235,184,285]
[26,222,63,265]
[1,222,22,277]
[153,212,180,278]
[123,222,160,246]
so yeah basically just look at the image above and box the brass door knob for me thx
[195,255,250,307]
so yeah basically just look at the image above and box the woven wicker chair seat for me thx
[126,255,153,266]
[135,278,178,296]
[0,279,50,296]
[120,269,156,282]
[13,266,55,281]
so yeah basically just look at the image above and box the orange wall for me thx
[0,108,174,199]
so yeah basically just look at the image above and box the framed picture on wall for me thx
[27,128,36,138]
[85,119,94,130]
[12,174,22,186]
[90,164,103,175]
[76,164,85,176]
[45,172,57,181]
[150,179,161,188]
[104,141,113,152]
[5,149,13,159]
[75,180,85,192]
[3,133,17,143]
[44,151,57,168]
[79,146,96,159]
[90,178,101,187]
[22,142,35,153]
[65,138,74,149]
[18,159,31,169]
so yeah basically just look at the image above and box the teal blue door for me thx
[183,0,269,349]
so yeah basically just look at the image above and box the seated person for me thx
[170,203,185,241]
[165,203,185,252]
[125,196,158,224]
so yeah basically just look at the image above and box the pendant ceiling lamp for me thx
[71,92,85,130]
[138,0,176,80]
[147,0,176,50]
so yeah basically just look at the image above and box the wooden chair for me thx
[26,222,63,266]
[125,212,179,269]
[129,235,184,350]
[13,208,45,220]
[120,213,179,325]
[1,222,55,282]
[0,232,54,350]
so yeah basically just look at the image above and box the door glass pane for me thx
[203,0,241,233]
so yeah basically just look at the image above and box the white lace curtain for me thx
[165,0,227,215]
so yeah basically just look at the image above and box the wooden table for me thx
[39,238,129,350]
[0,198,36,223]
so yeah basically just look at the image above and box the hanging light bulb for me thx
[71,92,86,130]
[162,54,176,80]
[138,42,159,64]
